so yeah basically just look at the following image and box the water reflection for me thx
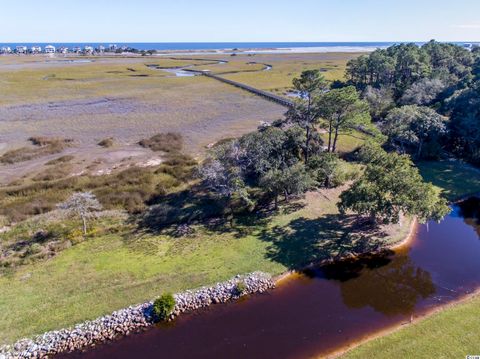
[306,251,435,316]
[458,196,480,237]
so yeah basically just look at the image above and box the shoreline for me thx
[327,287,480,359]
[274,216,418,285]
[0,46,375,59]
[0,273,274,359]
[322,194,480,358]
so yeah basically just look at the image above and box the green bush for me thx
[153,293,176,321]
[235,281,247,295]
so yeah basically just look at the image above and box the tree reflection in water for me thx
[315,251,436,316]
[458,196,480,237]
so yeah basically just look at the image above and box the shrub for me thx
[162,154,197,167]
[95,189,148,213]
[153,293,176,321]
[155,165,194,181]
[235,281,247,295]
[98,138,114,148]
[139,133,183,153]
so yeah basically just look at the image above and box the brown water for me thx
[62,197,480,359]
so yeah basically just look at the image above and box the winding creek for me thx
[61,197,480,359]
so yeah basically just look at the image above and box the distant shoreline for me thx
[2,41,476,56]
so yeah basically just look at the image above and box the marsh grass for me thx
[0,137,72,164]
[139,132,183,153]
[45,155,75,166]
[0,151,197,222]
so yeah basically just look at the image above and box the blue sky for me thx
[2,0,480,42]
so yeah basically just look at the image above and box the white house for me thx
[31,46,42,54]
[58,47,69,54]
[44,45,56,54]
[72,46,82,53]
[0,46,12,54]
[109,44,118,51]
[16,46,27,54]
[84,46,94,54]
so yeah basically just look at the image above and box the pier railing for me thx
[184,69,294,108]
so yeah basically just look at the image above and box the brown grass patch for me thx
[32,164,73,182]
[0,137,73,164]
[139,133,183,153]
[45,155,75,166]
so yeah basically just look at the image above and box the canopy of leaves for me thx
[445,80,480,164]
[347,41,474,100]
[383,105,448,158]
[317,86,371,152]
[338,145,449,224]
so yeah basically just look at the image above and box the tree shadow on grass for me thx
[259,214,389,270]
[132,185,270,239]
[134,186,223,235]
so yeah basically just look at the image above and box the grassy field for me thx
[342,293,480,359]
[4,52,478,352]
[320,131,370,154]
[214,53,359,94]
[417,160,480,200]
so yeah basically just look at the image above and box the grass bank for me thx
[341,292,480,359]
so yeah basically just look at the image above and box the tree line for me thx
[346,40,480,164]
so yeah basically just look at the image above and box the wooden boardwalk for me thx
[184,68,375,138]
[185,69,294,108]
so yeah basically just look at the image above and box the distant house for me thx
[16,46,27,54]
[109,44,118,51]
[44,45,56,54]
[58,47,69,54]
[31,46,42,54]
[84,46,94,54]
[97,45,105,53]
[72,46,82,54]
[0,46,12,54]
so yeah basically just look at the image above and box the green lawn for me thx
[417,160,480,200]
[342,294,480,359]
[320,130,369,154]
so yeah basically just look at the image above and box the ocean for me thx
[1,42,397,51]
[2,42,475,55]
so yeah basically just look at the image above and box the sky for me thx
[1,0,480,42]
